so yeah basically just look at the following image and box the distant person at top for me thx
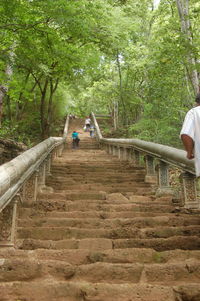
[72,130,80,149]
[69,113,76,119]
[85,117,91,132]
[89,124,95,138]
[180,93,200,176]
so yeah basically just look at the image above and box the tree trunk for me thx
[0,86,8,126]
[116,51,126,125]
[15,73,30,121]
[175,0,199,94]
[46,78,59,136]
[113,101,118,130]
[40,79,49,139]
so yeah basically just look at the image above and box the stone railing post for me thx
[46,154,52,176]
[22,171,38,204]
[127,148,132,162]
[113,145,118,156]
[133,150,140,165]
[102,143,107,152]
[145,155,157,184]
[10,197,19,244]
[0,195,20,247]
[156,161,173,196]
[123,148,129,161]
[180,172,199,209]
[118,147,123,160]
[108,144,112,155]
[58,144,63,157]
[37,162,46,192]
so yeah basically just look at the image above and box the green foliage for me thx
[0,0,199,147]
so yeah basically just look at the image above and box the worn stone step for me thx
[51,163,140,170]
[19,208,179,219]
[47,179,147,186]
[113,235,200,251]
[0,281,179,301]
[47,181,146,188]
[0,257,200,284]
[52,187,154,195]
[52,187,153,194]
[22,200,174,213]
[49,170,145,177]
[72,261,200,284]
[18,216,200,229]
[17,225,200,240]
[2,247,200,265]
[18,235,200,251]
[38,192,107,201]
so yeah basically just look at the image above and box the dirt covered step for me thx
[46,183,150,192]
[20,200,175,214]
[0,257,200,284]
[37,191,107,201]
[52,187,154,195]
[17,235,200,251]
[19,208,179,219]
[2,248,200,265]
[48,170,145,177]
[46,180,146,188]
[0,281,180,301]
[17,225,200,240]
[50,162,140,170]
[18,216,200,229]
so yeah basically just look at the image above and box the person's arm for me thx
[181,134,194,159]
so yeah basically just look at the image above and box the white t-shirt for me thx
[180,106,200,176]
[85,118,91,125]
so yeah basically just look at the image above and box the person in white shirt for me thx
[85,117,91,132]
[180,93,200,176]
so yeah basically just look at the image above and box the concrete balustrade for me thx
[91,113,199,209]
[0,117,69,247]
[145,155,157,184]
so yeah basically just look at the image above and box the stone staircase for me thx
[0,122,200,301]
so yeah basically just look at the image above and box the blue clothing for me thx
[72,132,79,139]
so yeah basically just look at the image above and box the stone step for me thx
[51,161,139,167]
[0,280,181,301]
[51,187,152,194]
[50,166,144,173]
[47,178,146,185]
[49,165,144,171]
[17,225,200,240]
[53,188,154,195]
[2,247,200,265]
[38,192,107,201]
[18,216,200,229]
[48,174,146,183]
[47,181,146,188]
[23,200,174,213]
[17,236,200,251]
[19,208,180,219]
[0,257,200,284]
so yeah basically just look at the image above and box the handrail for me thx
[91,112,195,175]
[101,138,195,174]
[92,112,198,209]
[0,137,62,212]
[0,116,69,213]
